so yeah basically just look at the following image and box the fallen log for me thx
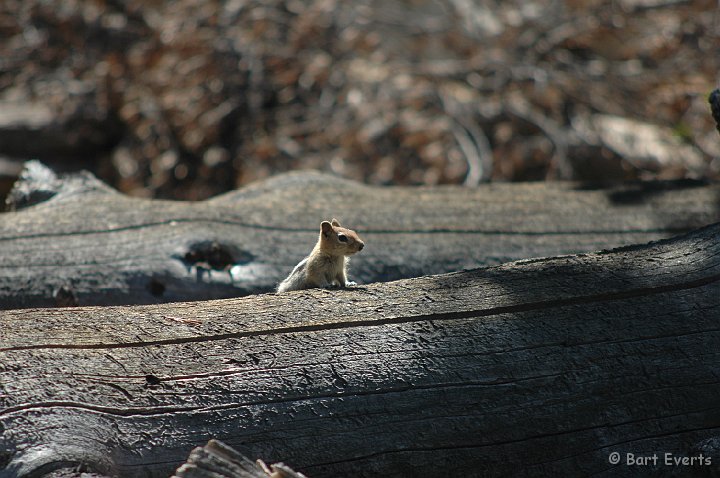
[1,222,719,477]
[1,161,719,308]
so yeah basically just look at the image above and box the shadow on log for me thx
[1,222,719,477]
[1,161,720,308]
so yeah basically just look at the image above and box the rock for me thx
[0,86,121,161]
[573,114,707,177]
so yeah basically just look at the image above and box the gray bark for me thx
[2,161,719,308]
[1,221,719,477]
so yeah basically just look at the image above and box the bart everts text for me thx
[608,451,711,467]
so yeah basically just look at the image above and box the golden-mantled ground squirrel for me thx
[277,219,364,293]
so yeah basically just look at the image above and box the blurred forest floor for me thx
[1,0,719,201]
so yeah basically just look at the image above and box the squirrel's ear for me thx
[331,218,341,227]
[321,221,333,235]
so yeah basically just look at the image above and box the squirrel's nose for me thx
[358,242,364,251]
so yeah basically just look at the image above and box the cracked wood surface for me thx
[1,161,720,308]
[1,222,719,477]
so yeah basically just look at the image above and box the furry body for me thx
[277,219,364,293]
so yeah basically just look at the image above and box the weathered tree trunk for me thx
[1,222,719,477]
[2,161,719,309]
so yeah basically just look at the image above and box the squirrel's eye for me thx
[338,234,348,243]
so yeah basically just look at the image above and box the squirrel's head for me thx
[320,218,365,255]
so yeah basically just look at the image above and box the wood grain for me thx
[1,161,719,308]
[1,222,719,477]
[171,439,307,478]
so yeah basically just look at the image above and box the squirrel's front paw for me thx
[345,281,357,287]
